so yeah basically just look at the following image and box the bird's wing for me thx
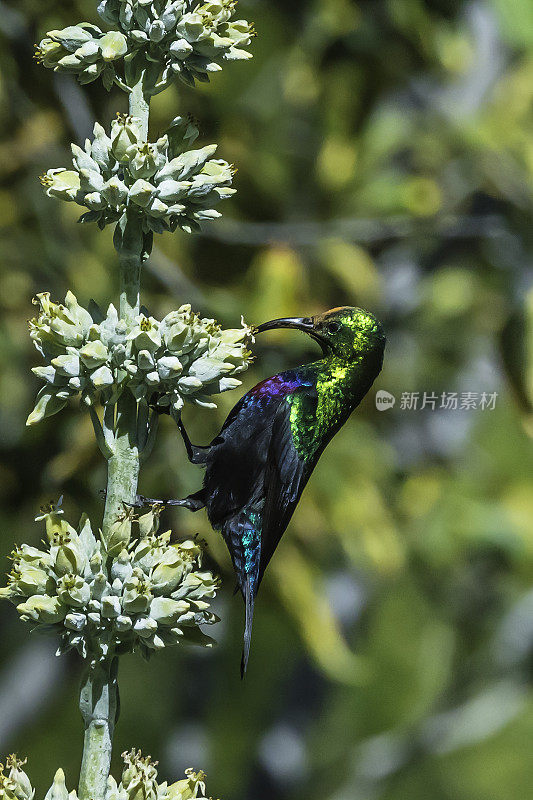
[204,371,304,526]
[258,386,319,586]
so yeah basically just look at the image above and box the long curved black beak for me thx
[255,316,314,334]
[255,315,330,349]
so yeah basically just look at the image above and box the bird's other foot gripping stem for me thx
[131,490,206,512]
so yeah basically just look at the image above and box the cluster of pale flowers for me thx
[36,0,254,91]
[27,290,254,426]
[35,24,128,89]
[99,0,255,87]
[0,753,214,800]
[40,114,235,235]
[0,501,219,660]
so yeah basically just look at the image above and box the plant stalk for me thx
[118,73,148,326]
[78,657,120,800]
[78,76,150,800]
[102,72,149,552]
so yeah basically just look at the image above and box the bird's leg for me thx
[147,395,209,465]
[177,418,210,465]
[132,489,206,512]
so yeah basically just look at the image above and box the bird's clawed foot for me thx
[100,490,203,512]
[128,493,206,511]
[129,494,167,508]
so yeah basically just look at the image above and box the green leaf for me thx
[26,387,69,426]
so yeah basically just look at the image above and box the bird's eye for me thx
[326,321,341,334]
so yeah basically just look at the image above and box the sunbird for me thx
[138,307,385,674]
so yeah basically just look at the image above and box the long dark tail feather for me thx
[241,576,255,679]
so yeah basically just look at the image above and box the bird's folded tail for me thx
[241,575,255,679]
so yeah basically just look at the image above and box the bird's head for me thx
[255,306,385,362]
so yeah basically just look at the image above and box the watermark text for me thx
[375,391,498,412]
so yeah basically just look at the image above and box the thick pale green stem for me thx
[119,249,141,325]
[102,72,150,556]
[78,658,119,800]
[119,74,149,324]
[102,390,140,536]
[79,76,150,800]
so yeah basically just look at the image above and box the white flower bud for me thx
[79,340,108,368]
[169,38,193,59]
[127,317,161,352]
[110,115,143,162]
[149,20,166,42]
[218,377,242,392]
[156,356,182,379]
[189,356,230,383]
[79,168,105,193]
[64,611,87,630]
[122,576,151,613]
[194,397,217,409]
[90,574,107,600]
[99,31,128,61]
[225,47,253,61]
[129,30,148,43]
[53,354,80,379]
[90,365,114,388]
[149,597,189,625]
[102,176,128,208]
[75,40,101,62]
[12,562,51,595]
[71,143,99,173]
[17,595,66,624]
[126,140,167,180]
[128,179,155,207]
[55,51,82,70]
[171,393,184,414]
[194,209,221,220]
[31,365,57,384]
[49,25,94,49]
[133,616,158,637]
[44,769,69,800]
[156,179,190,203]
[148,198,169,217]
[137,350,154,370]
[80,62,103,82]
[145,371,160,386]
[41,169,81,200]
[3,755,35,800]
[90,122,112,170]
[101,595,122,618]
[3,500,222,657]
[157,145,218,182]
[167,769,207,800]
[57,575,90,607]
[177,376,203,393]
[111,550,133,583]
[83,192,107,210]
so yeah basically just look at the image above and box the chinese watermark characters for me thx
[375,391,498,412]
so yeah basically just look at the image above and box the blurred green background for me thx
[1,0,533,798]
